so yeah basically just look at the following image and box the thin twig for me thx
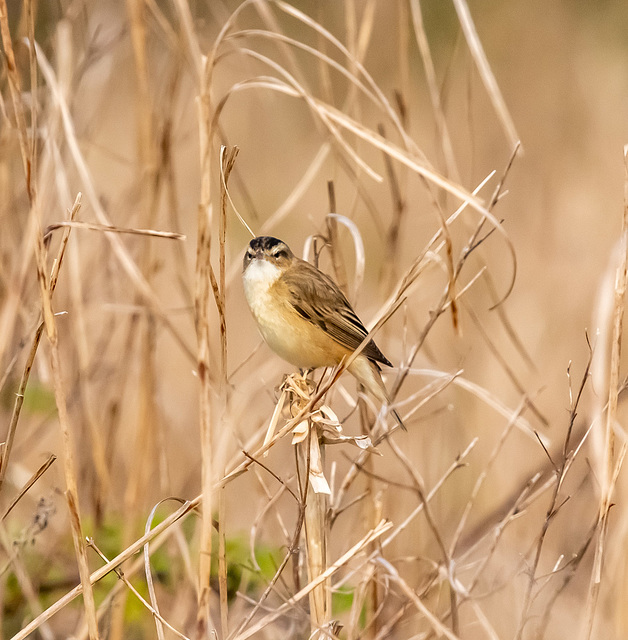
[1,454,56,521]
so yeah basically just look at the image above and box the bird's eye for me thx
[270,245,288,259]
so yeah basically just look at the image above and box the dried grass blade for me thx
[273,0,410,145]
[36,44,195,361]
[0,528,56,640]
[0,0,31,195]
[326,213,366,304]
[34,213,99,637]
[218,487,229,637]
[233,520,392,640]
[143,501,168,640]
[44,221,185,240]
[219,145,240,380]
[85,538,190,640]
[583,145,628,639]
[451,0,519,149]
[0,193,80,492]
[10,499,198,640]
[376,557,461,640]
[211,53,383,182]
[195,51,216,638]
[409,0,459,181]
[0,321,44,491]
[1,454,56,521]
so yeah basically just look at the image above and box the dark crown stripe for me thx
[250,236,285,252]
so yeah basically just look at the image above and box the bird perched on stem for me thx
[242,236,405,431]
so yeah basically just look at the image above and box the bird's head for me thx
[243,236,295,274]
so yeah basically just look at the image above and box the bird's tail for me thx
[347,357,407,432]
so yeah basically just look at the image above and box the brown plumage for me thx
[242,236,405,431]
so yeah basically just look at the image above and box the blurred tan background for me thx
[2,0,628,638]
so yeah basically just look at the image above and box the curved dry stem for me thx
[452,0,520,149]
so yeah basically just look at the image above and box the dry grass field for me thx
[1,1,628,638]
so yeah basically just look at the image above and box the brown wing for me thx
[280,258,392,367]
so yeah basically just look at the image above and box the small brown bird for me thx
[242,236,405,430]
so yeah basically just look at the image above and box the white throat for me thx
[243,259,282,306]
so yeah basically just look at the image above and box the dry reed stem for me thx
[0,21,40,367]
[378,122,407,294]
[463,301,538,409]
[171,0,203,80]
[0,527,55,640]
[390,189,506,400]
[218,486,229,636]
[228,483,307,639]
[114,15,163,637]
[88,538,191,640]
[326,182,349,296]
[2,2,602,638]
[583,147,628,639]
[114,130,161,640]
[360,440,382,640]
[195,50,215,634]
[449,396,528,555]
[219,145,239,382]
[43,221,185,239]
[74,519,196,640]
[378,438,477,552]
[451,0,519,148]
[0,0,31,195]
[326,213,366,304]
[375,557,461,640]
[248,468,292,565]
[126,0,155,175]
[318,203,377,635]
[0,322,44,492]
[297,418,331,636]
[342,0,376,135]
[386,436,460,635]
[10,499,199,640]
[209,3,493,206]
[25,0,37,189]
[409,0,460,182]
[35,43,195,361]
[0,192,79,495]
[15,343,530,639]
[222,2,403,149]
[33,206,99,637]
[143,500,171,640]
[1,453,56,521]
[214,145,240,637]
[233,520,392,640]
